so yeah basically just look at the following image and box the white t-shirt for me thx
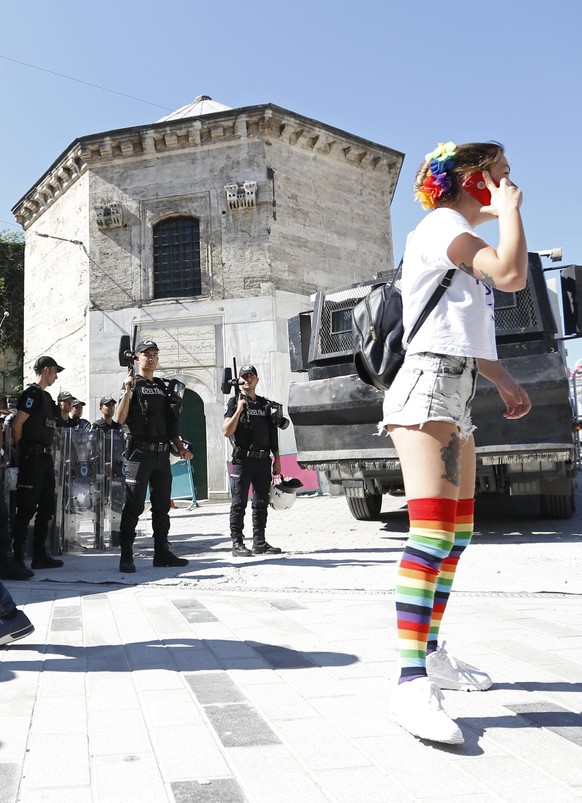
[402,208,497,360]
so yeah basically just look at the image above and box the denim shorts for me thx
[379,352,478,439]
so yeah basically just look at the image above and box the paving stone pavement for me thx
[1,492,582,802]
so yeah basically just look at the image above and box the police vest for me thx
[126,377,177,441]
[17,384,57,446]
[226,394,277,452]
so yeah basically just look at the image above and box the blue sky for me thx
[2,0,582,363]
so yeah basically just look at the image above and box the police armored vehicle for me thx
[288,254,582,520]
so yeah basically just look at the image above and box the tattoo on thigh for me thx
[440,432,461,487]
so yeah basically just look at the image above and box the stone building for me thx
[12,96,403,499]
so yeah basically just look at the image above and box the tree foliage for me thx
[0,230,24,377]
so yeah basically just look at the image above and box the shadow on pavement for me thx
[492,681,582,693]
[460,705,582,738]
[0,638,359,675]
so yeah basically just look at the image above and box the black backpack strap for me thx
[407,268,456,344]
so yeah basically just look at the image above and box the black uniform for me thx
[119,376,179,556]
[91,418,122,432]
[12,384,59,564]
[225,394,279,544]
[55,415,75,428]
[71,417,92,431]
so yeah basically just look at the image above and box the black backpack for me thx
[352,263,455,392]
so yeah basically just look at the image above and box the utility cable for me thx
[0,54,173,111]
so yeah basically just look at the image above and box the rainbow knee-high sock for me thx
[427,498,475,654]
[395,497,457,682]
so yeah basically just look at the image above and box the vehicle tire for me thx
[540,493,576,519]
[346,493,382,521]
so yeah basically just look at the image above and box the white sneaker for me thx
[390,676,464,744]
[427,642,492,691]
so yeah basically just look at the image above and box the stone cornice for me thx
[14,148,87,229]
[13,103,404,229]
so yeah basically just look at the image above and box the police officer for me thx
[70,399,91,430]
[92,396,122,432]
[56,390,76,427]
[116,340,192,573]
[222,364,282,557]
[11,355,65,571]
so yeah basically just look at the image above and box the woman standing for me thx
[383,142,531,744]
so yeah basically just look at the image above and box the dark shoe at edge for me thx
[153,550,188,567]
[252,541,282,555]
[232,541,252,557]
[31,554,64,570]
[0,610,35,646]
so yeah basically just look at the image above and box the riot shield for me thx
[100,429,126,549]
[60,428,103,552]
[52,427,69,555]
[2,416,17,524]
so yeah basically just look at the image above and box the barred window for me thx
[153,216,201,299]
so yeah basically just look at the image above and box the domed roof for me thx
[157,95,232,122]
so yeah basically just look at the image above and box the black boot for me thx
[119,533,135,574]
[31,552,64,569]
[12,542,28,569]
[119,549,135,573]
[232,538,252,557]
[0,557,34,580]
[152,539,188,567]
[119,535,136,573]
[153,550,188,567]
[252,539,282,555]
[119,554,135,573]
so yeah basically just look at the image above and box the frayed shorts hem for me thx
[378,352,478,441]
[377,415,476,441]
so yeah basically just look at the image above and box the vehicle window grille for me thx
[318,286,370,356]
[493,284,538,331]
[317,271,398,358]
[312,263,547,366]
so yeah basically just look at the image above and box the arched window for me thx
[153,216,201,299]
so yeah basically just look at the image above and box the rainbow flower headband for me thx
[415,141,457,210]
